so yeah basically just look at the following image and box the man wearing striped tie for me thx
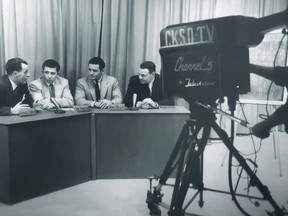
[29,59,74,109]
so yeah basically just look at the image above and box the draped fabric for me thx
[0,1,5,71]
[0,0,287,97]
[1,0,102,94]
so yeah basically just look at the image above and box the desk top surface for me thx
[0,106,190,125]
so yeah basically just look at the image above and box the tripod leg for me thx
[147,119,212,216]
[211,121,285,216]
[157,120,199,186]
[146,120,194,216]
[168,141,199,216]
[196,122,212,208]
[168,122,211,216]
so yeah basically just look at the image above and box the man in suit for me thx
[124,61,174,108]
[0,58,33,116]
[74,57,122,109]
[29,59,74,109]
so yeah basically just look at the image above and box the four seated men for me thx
[2,57,288,141]
[1,57,172,116]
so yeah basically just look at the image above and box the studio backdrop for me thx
[0,0,287,98]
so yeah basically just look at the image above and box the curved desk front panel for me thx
[0,106,190,204]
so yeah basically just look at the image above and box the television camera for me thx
[159,8,287,111]
[146,8,288,216]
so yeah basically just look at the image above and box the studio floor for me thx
[0,131,287,216]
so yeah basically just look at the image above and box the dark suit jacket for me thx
[124,74,174,107]
[0,75,33,116]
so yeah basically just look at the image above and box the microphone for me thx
[50,98,66,113]
[133,93,137,107]
[50,97,60,109]
[129,93,139,110]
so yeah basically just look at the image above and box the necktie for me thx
[146,85,151,97]
[149,83,152,96]
[95,80,100,101]
[13,86,19,96]
[13,86,22,102]
[49,84,55,98]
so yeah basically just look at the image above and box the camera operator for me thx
[250,64,288,139]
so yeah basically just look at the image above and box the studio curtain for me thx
[0,1,5,70]
[0,0,287,96]
[1,0,102,94]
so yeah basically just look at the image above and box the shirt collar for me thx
[149,76,155,87]
[93,77,102,84]
[8,77,18,90]
[45,80,55,86]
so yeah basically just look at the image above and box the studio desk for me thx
[0,106,189,204]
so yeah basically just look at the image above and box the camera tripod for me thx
[146,101,287,216]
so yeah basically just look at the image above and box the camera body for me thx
[160,42,250,103]
[159,16,259,103]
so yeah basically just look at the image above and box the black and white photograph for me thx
[0,1,287,216]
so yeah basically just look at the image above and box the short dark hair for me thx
[42,59,60,72]
[5,58,28,75]
[88,57,105,70]
[140,61,155,73]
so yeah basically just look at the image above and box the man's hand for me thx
[42,99,56,109]
[141,98,159,109]
[95,99,112,109]
[11,101,30,114]
[32,99,56,110]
